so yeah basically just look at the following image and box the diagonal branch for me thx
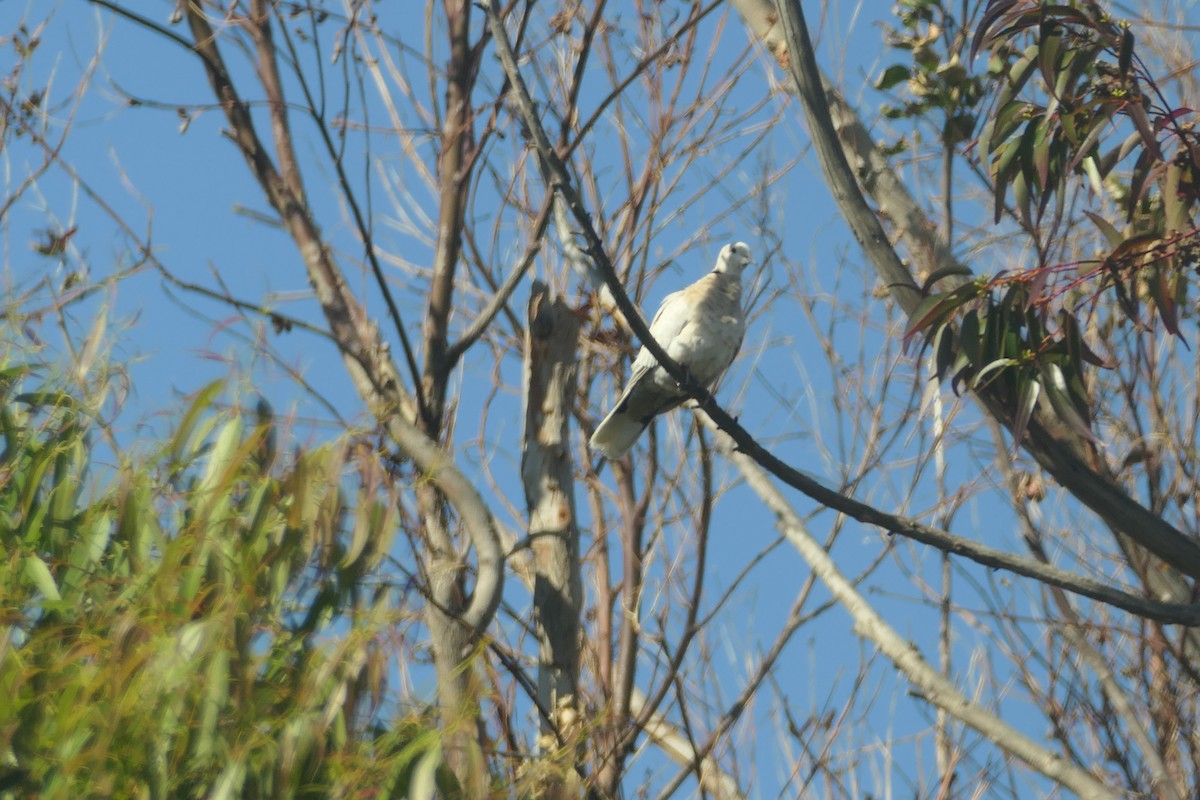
[480,0,732,415]
[268,5,428,421]
[701,413,1119,798]
[444,193,553,367]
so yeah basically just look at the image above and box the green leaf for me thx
[1127,146,1156,222]
[1032,120,1053,192]
[933,322,956,380]
[1066,110,1114,175]
[1060,311,1108,369]
[168,379,225,468]
[1038,20,1064,98]
[949,349,974,396]
[1012,371,1041,447]
[1012,170,1031,223]
[409,744,443,800]
[995,45,1040,114]
[341,489,373,571]
[992,134,1027,223]
[48,432,85,544]
[195,416,245,519]
[1043,362,1099,442]
[1083,211,1123,250]
[1149,267,1180,336]
[1164,161,1189,233]
[208,757,247,800]
[972,357,1019,391]
[1118,25,1134,77]
[960,309,982,364]
[971,0,1022,61]
[195,648,230,763]
[24,553,62,602]
[905,292,951,346]
[986,101,1033,162]
[875,64,911,91]
[74,304,108,385]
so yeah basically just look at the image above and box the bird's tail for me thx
[589,407,647,460]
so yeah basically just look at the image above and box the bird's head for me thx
[714,241,752,275]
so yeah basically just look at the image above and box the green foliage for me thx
[0,364,454,798]
[912,280,1101,445]
[876,0,986,146]
[973,0,1200,313]
[896,0,1200,444]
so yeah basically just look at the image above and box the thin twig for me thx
[443,193,553,366]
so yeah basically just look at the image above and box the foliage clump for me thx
[0,364,451,799]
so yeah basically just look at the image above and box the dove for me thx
[589,241,752,459]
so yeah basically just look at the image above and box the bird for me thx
[589,241,752,459]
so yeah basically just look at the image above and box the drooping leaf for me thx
[1061,310,1110,368]
[1149,267,1180,336]
[1012,169,1031,224]
[1032,117,1053,192]
[1066,110,1113,174]
[1126,145,1157,222]
[983,100,1030,163]
[1011,371,1041,448]
[905,292,955,345]
[933,322,957,380]
[971,0,1022,61]
[1127,102,1164,161]
[1117,26,1134,77]
[960,309,982,365]
[972,357,1020,392]
[169,379,225,469]
[1037,19,1064,97]
[1083,210,1124,249]
[1043,362,1100,442]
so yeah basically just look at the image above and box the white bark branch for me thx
[699,413,1118,799]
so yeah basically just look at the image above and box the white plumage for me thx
[589,242,752,459]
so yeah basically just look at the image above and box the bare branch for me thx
[703,415,1119,800]
[444,194,553,367]
[631,687,745,800]
[270,6,428,418]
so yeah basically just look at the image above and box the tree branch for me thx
[444,193,553,367]
[701,415,1119,799]
[269,6,428,422]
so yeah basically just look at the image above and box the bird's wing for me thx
[589,366,686,459]
[648,286,693,345]
[673,272,744,383]
[623,285,684,373]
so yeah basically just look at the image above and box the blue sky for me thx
[5,0,1177,796]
